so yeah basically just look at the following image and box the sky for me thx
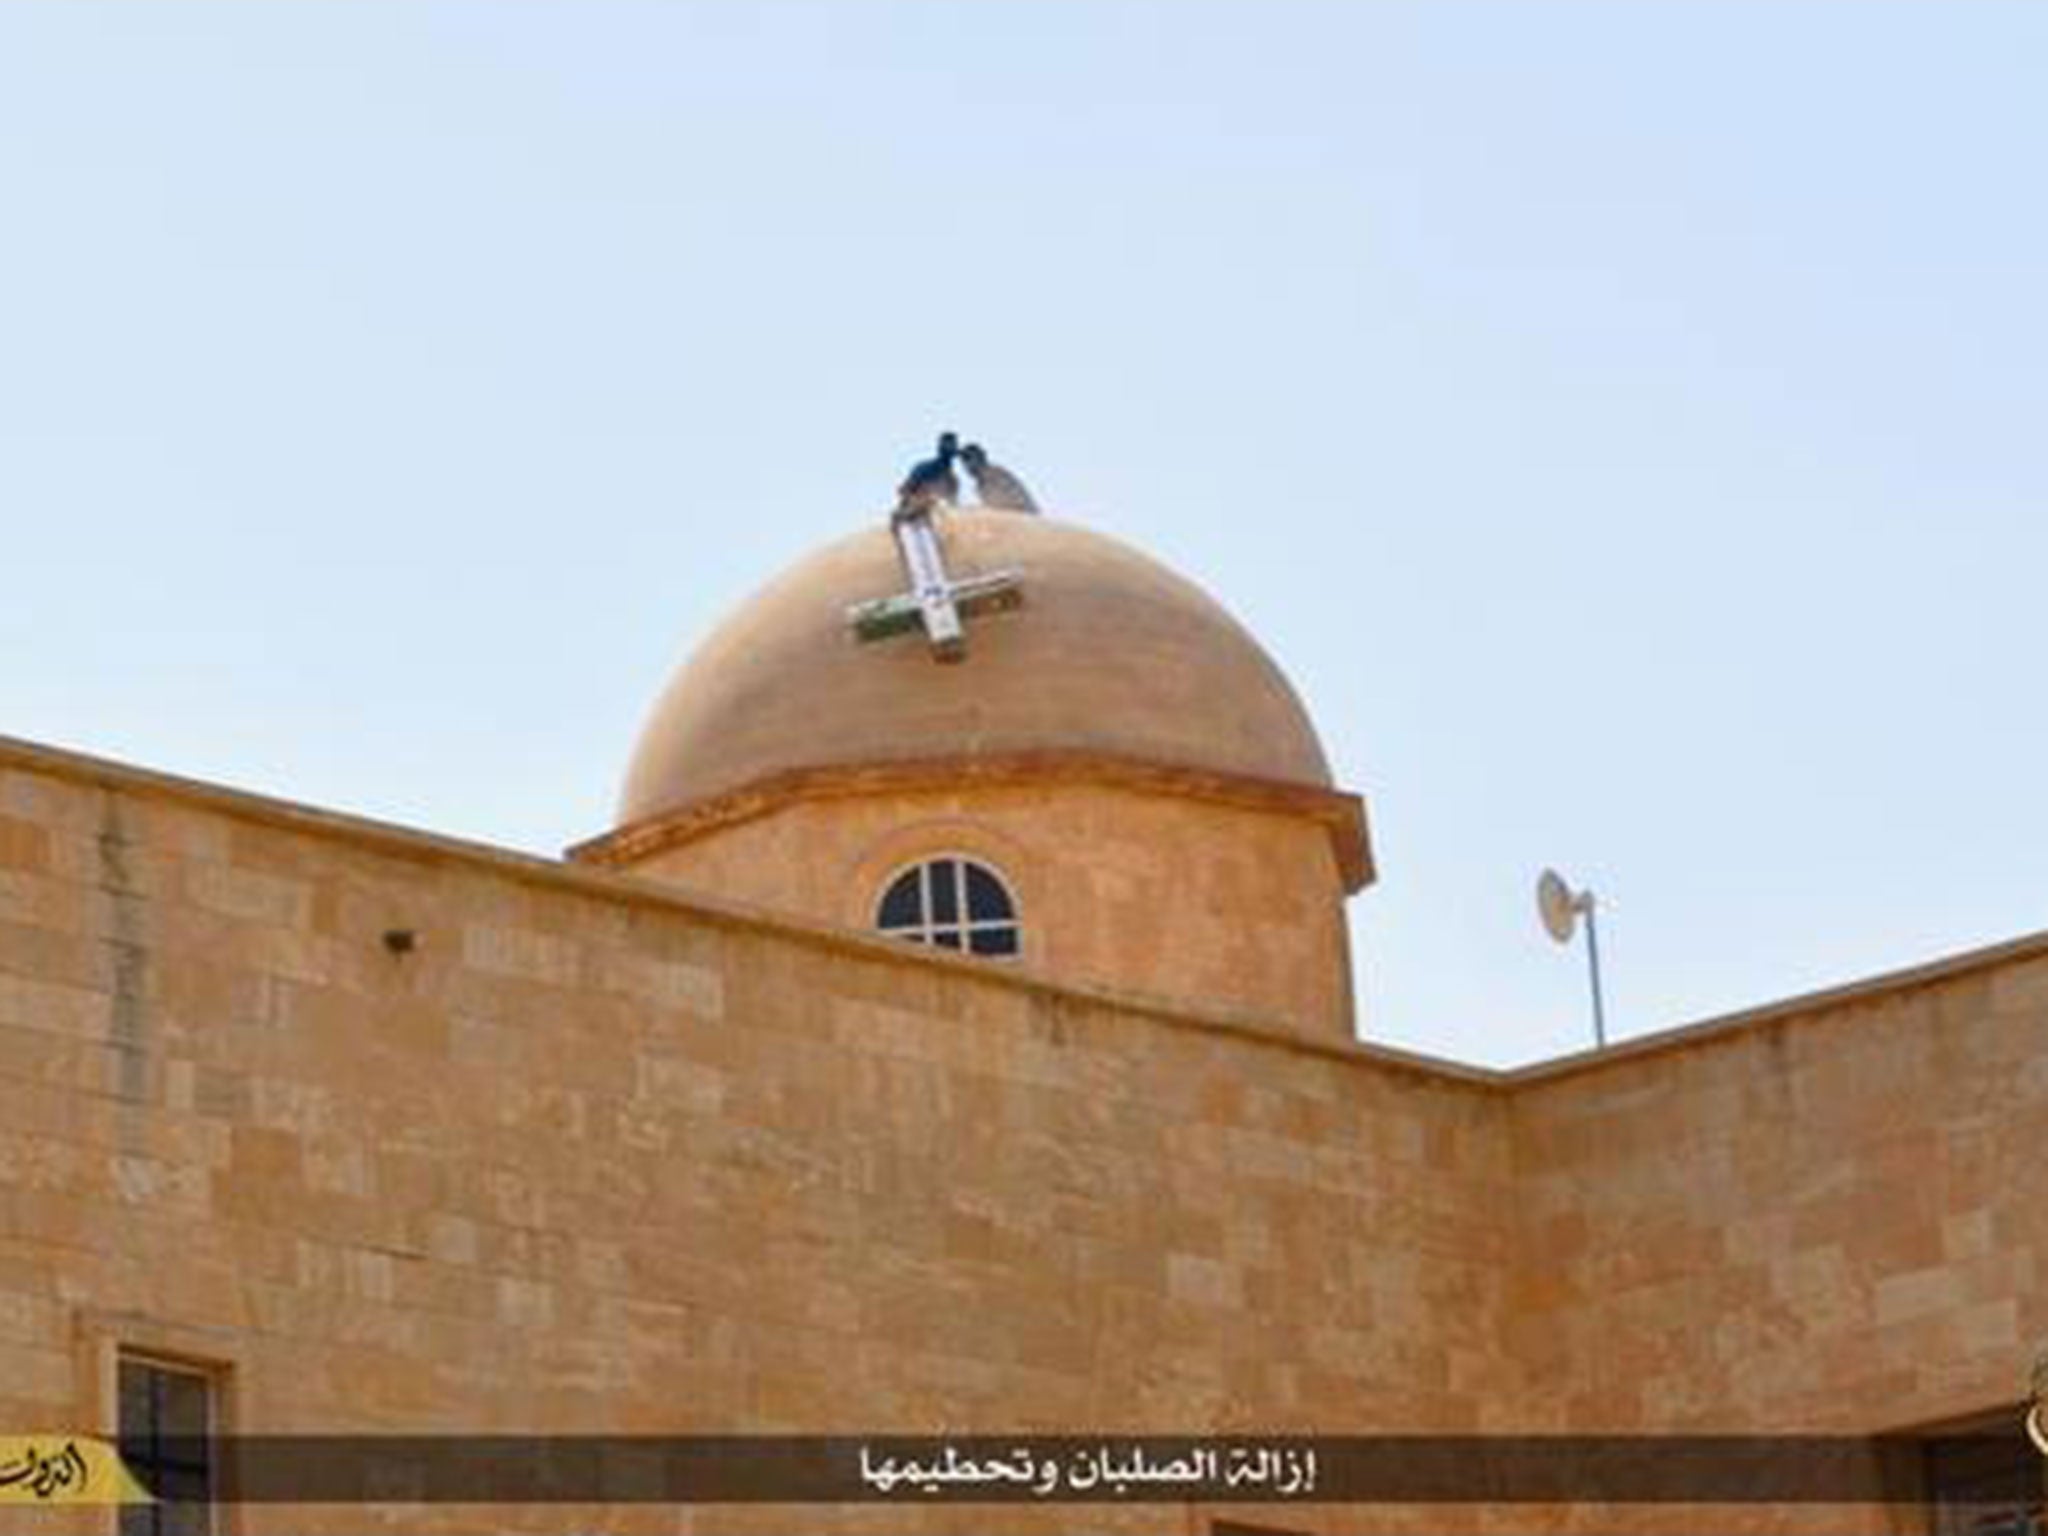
[1,2,2042,1067]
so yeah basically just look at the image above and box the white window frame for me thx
[874,854,1021,956]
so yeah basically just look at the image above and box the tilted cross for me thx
[846,505,1024,663]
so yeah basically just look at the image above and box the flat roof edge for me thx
[4,732,2041,1091]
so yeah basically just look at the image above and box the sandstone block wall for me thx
[1,737,2043,1535]
[0,741,1500,1534]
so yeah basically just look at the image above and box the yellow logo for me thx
[0,1437,154,1506]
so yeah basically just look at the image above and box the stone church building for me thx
[0,503,2043,1534]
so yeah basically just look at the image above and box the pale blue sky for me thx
[3,3,2042,1065]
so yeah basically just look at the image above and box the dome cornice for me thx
[572,747,1374,892]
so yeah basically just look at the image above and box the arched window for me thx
[875,857,1019,957]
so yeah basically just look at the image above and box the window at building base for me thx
[1920,1410,2044,1536]
[117,1354,218,1536]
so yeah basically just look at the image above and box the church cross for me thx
[846,505,1023,663]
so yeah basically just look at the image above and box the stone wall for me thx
[1,736,2044,1535]
[1506,948,2048,1434]
[0,739,1500,1534]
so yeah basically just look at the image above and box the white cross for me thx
[846,505,1024,663]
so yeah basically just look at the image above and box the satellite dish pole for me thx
[1538,868,1608,1048]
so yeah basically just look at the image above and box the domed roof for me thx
[616,512,1335,828]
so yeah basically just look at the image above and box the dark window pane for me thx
[119,1360,155,1448]
[931,930,962,950]
[876,872,922,930]
[968,926,1018,957]
[963,863,1013,922]
[928,860,959,924]
[160,1373,209,1437]
[118,1358,214,1536]
[157,1469,211,1502]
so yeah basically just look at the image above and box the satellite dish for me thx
[1537,866,1609,1048]
[1537,868,1579,944]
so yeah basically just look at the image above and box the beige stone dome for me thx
[615,512,1335,827]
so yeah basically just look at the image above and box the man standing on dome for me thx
[960,442,1040,514]
[895,432,960,516]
